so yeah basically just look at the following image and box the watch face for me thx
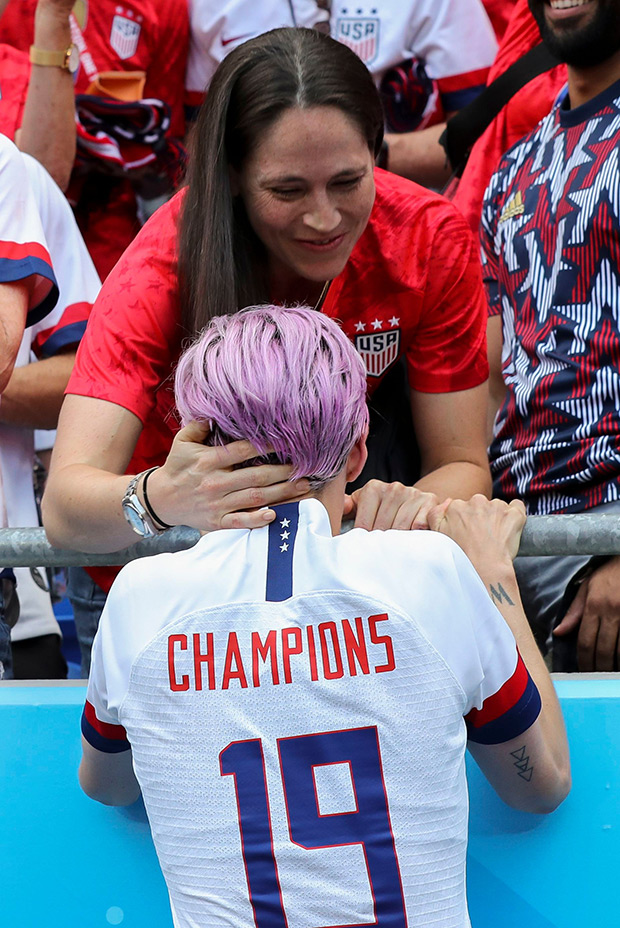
[67,44,80,74]
[123,501,149,537]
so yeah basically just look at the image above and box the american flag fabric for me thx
[482,80,620,515]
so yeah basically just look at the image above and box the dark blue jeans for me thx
[67,566,107,678]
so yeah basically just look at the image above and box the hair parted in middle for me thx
[174,305,369,489]
[179,27,384,336]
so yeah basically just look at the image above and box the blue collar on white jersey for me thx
[266,502,301,602]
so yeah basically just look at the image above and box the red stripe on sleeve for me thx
[84,699,128,741]
[467,652,529,728]
[0,241,52,265]
[438,67,490,94]
[32,301,92,355]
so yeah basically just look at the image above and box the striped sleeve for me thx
[465,649,541,744]
[21,152,100,357]
[438,68,490,112]
[0,136,58,326]
[81,699,131,753]
[32,303,89,357]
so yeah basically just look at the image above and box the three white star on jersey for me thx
[354,317,400,333]
[279,518,290,553]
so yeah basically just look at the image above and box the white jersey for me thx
[0,136,57,534]
[186,0,497,122]
[84,499,540,928]
[0,152,100,640]
[0,136,57,329]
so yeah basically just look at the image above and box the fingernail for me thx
[262,510,275,522]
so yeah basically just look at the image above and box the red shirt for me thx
[0,0,187,135]
[69,168,488,590]
[0,0,189,279]
[453,0,567,234]
[0,44,29,139]
[481,0,519,41]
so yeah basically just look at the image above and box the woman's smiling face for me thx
[233,105,376,290]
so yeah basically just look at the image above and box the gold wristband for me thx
[29,44,79,73]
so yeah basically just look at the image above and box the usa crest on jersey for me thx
[335,18,380,66]
[355,329,400,378]
[110,13,141,60]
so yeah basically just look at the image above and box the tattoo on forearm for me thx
[510,745,533,782]
[489,582,515,606]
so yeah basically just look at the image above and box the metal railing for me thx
[1,513,620,567]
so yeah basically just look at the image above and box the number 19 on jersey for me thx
[220,725,408,927]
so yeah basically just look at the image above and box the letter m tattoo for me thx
[490,582,515,607]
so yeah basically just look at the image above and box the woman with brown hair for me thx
[43,27,491,673]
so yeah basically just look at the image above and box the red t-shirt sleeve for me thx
[67,194,183,422]
[407,202,489,392]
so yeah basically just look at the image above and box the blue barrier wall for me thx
[1,679,618,928]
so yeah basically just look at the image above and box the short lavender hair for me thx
[174,305,369,488]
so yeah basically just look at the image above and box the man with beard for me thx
[482,0,620,671]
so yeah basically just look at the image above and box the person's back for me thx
[84,493,538,926]
[80,305,570,926]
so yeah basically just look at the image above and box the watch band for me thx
[29,44,79,73]
[122,470,162,537]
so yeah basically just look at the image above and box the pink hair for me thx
[174,305,369,488]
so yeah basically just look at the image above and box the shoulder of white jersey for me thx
[185,0,298,92]
[20,153,100,351]
[0,137,58,325]
[405,0,497,74]
[334,521,524,715]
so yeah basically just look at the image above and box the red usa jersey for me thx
[0,0,189,279]
[68,168,487,592]
[0,135,57,326]
[83,499,540,928]
[186,0,496,125]
[0,0,188,138]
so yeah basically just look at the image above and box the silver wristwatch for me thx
[121,471,161,538]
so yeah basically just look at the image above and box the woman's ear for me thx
[345,430,369,483]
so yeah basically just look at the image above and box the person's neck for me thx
[300,476,347,536]
[567,50,620,109]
